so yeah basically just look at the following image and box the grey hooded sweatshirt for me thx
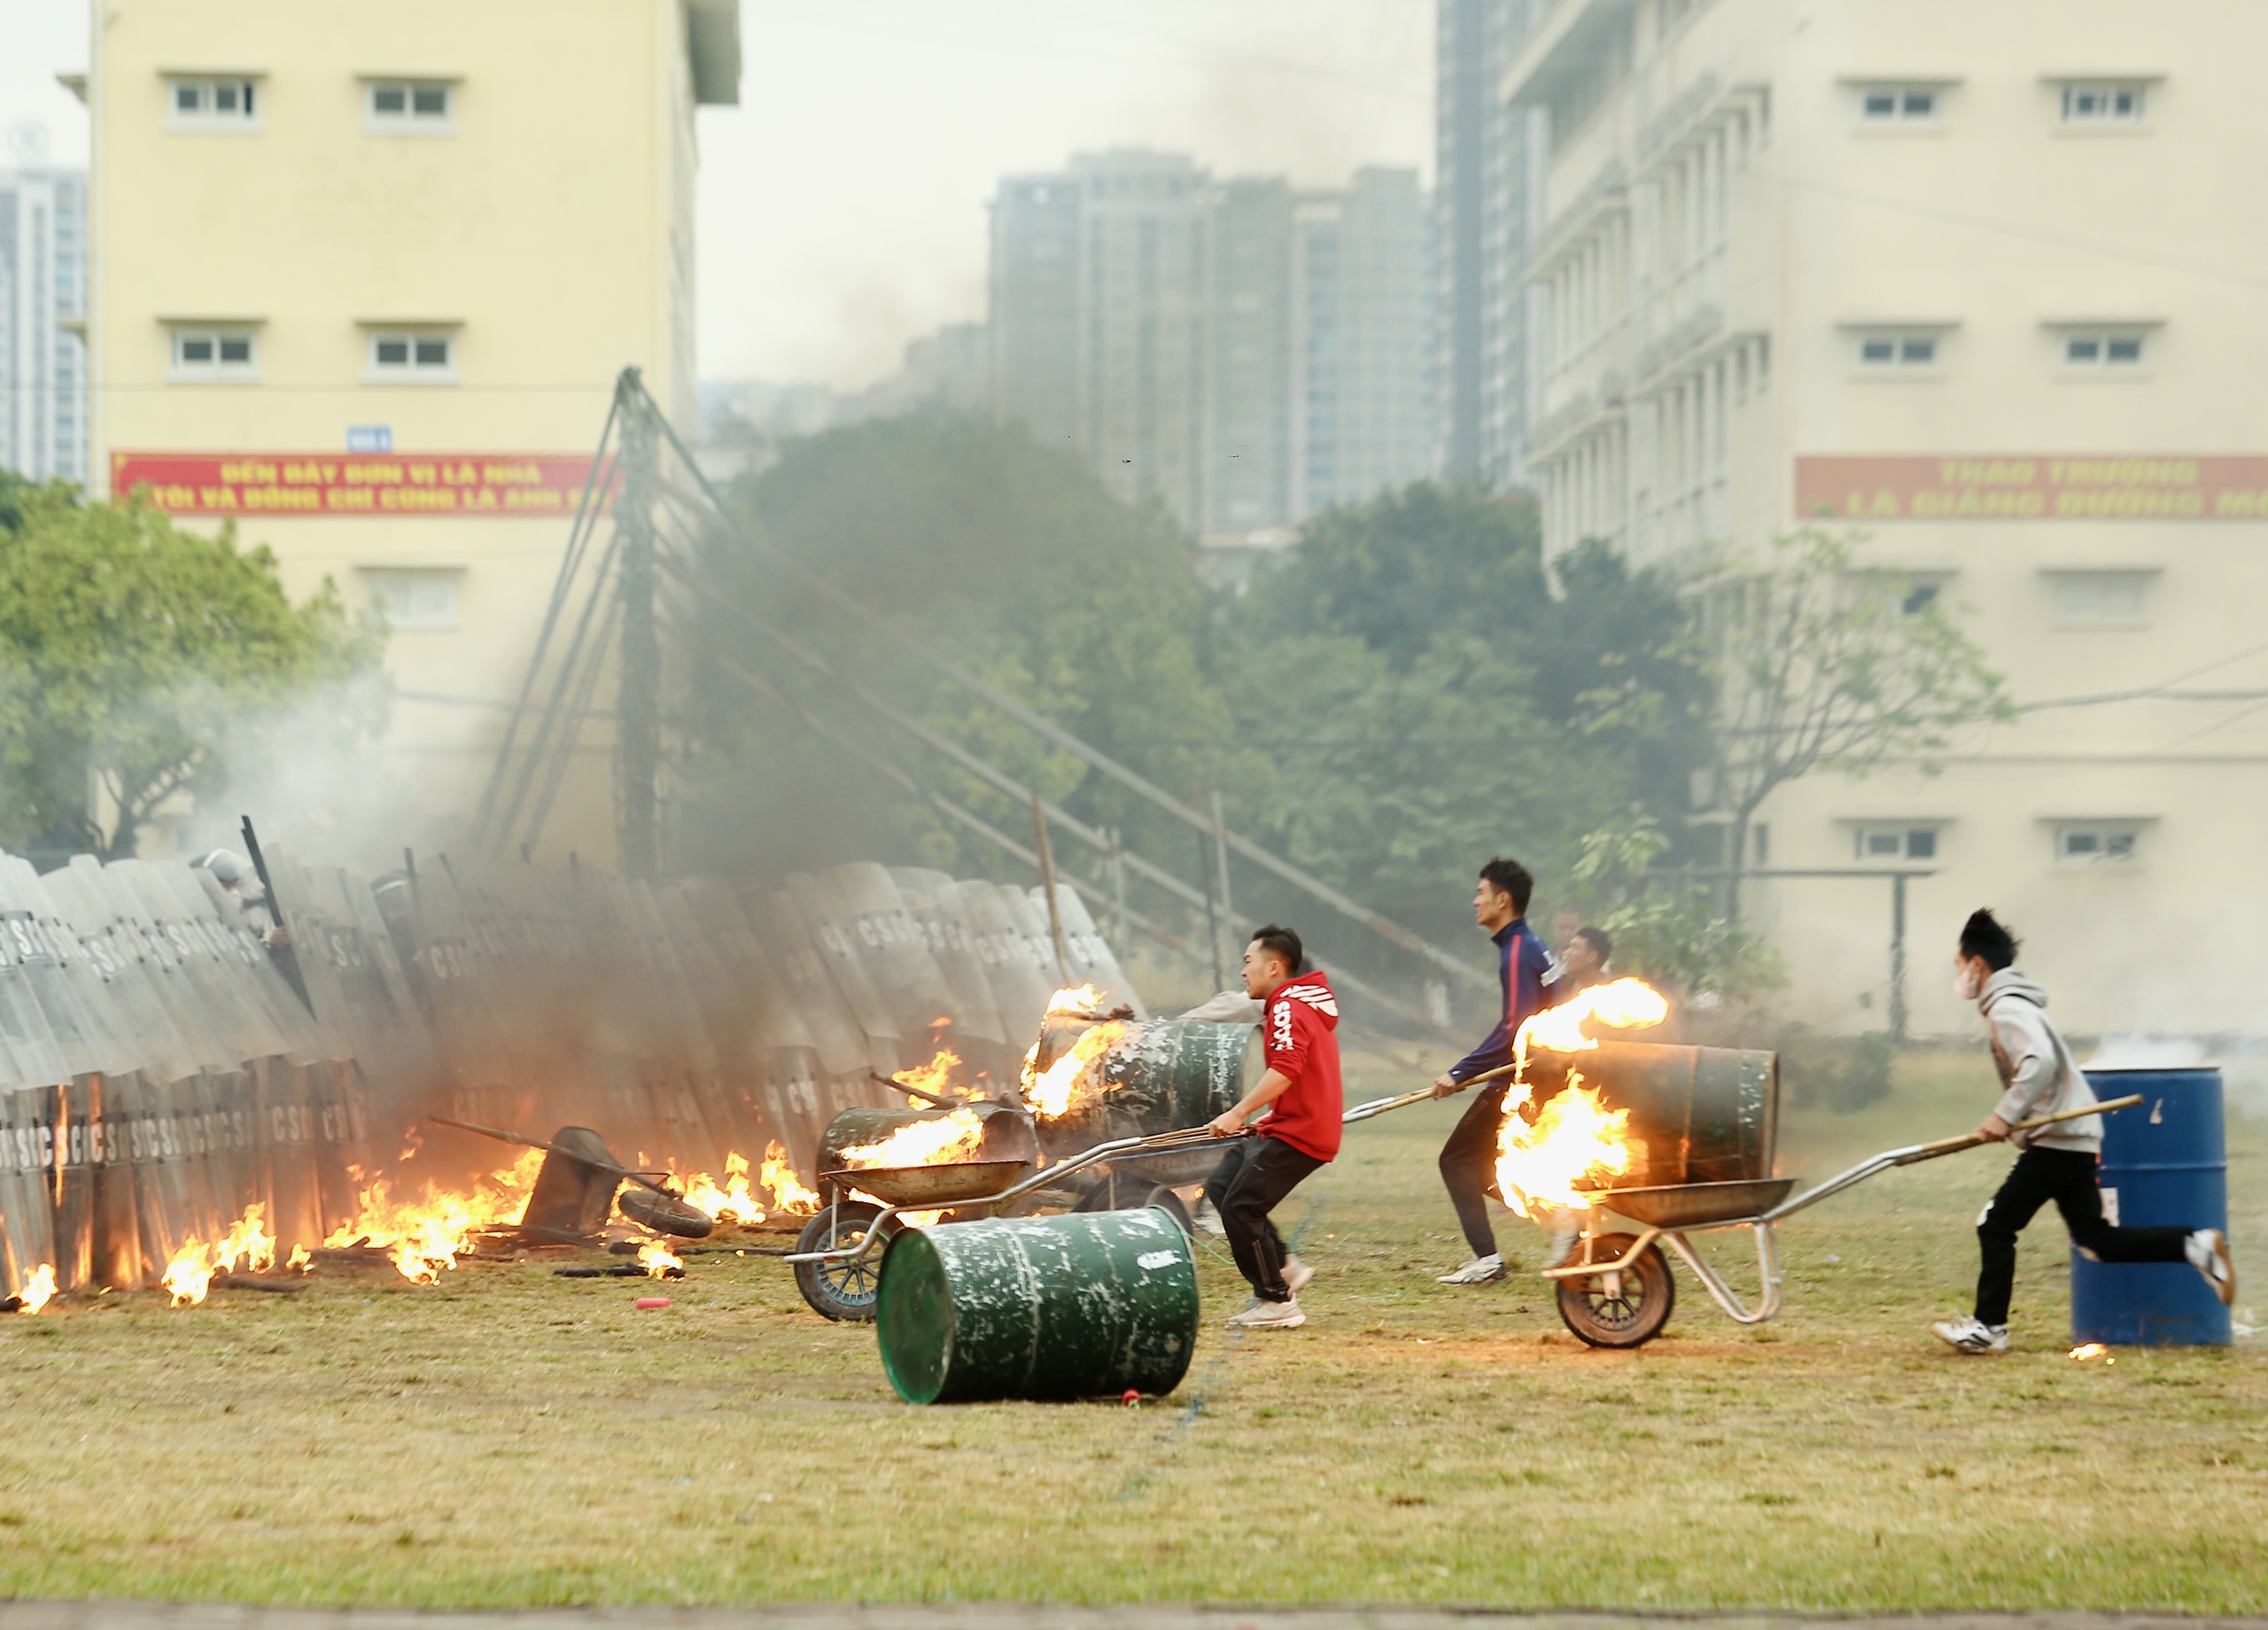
[1977,967,2102,1152]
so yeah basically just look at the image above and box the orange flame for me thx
[1021,1020,1130,1120]
[286,1244,314,1274]
[1046,983,1107,1017]
[162,1204,281,1308]
[321,1147,547,1284]
[637,1239,684,1278]
[1511,977,1670,1075]
[838,1106,988,1168]
[15,1264,55,1314]
[680,1151,768,1224]
[1493,1070,1635,1216]
[2070,1342,2109,1362]
[1487,980,1668,1217]
[759,1141,820,1213]
[893,1047,966,1101]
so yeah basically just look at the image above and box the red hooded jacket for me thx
[1258,969,1342,1161]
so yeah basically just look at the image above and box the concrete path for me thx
[0,1608,2258,1630]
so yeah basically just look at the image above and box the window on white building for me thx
[2049,570,2150,627]
[2062,83,2147,124]
[1856,332,1939,369]
[1853,827,1938,863]
[2062,331,2146,369]
[169,328,259,380]
[167,78,260,128]
[367,331,456,379]
[1857,85,1940,123]
[366,81,454,130]
[361,568,461,631]
[2054,824,2140,865]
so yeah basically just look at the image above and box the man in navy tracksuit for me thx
[1430,857,1559,1284]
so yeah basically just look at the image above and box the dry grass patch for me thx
[0,1050,2260,1609]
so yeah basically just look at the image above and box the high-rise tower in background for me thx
[1435,0,1540,491]
[0,161,89,484]
[987,151,1432,536]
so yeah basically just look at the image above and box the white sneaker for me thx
[2188,1230,2238,1307]
[1931,1316,2008,1354]
[1282,1256,1315,1296]
[1227,1296,1305,1329]
[1436,1254,1505,1285]
[1191,1198,1228,1238]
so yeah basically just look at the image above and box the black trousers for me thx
[1975,1145,2192,1327]
[1204,1136,1324,1302]
[1439,1083,1509,1258]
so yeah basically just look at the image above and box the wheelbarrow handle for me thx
[1761,1093,2145,1223]
[1343,1057,1529,1124]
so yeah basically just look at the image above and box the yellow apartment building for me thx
[1511,0,2268,1040]
[85,0,737,861]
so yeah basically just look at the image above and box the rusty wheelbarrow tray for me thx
[1541,1096,2143,1348]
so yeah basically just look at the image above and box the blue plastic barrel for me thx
[2070,1066,2230,1347]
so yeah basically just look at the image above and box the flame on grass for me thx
[2070,1343,2111,1362]
[162,1203,280,1308]
[322,1147,547,1285]
[637,1239,684,1278]
[286,1245,313,1273]
[15,1264,54,1314]
[1491,978,1669,1217]
[677,1142,818,1224]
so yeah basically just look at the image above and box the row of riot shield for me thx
[0,848,369,1299]
[0,839,1146,1301]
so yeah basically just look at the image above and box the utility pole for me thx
[613,369,662,881]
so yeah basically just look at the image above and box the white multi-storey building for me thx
[1511,0,2268,1038]
[0,164,88,484]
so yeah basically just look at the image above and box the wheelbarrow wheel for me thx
[1556,1232,1675,1348]
[793,1201,898,1323]
[1070,1173,1195,1237]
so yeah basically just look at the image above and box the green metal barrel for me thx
[875,1206,1199,1404]
[1032,1018,1259,1156]
[1534,1039,1777,1190]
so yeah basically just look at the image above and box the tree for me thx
[1700,529,2012,909]
[687,413,1247,881]
[1562,811,1781,1005]
[0,482,381,858]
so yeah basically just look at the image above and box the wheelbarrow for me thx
[1541,1094,2143,1347]
[785,1124,1247,1321]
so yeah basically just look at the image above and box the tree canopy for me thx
[0,481,381,859]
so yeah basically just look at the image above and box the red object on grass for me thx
[636,1297,672,1310]
[1122,1388,1141,1406]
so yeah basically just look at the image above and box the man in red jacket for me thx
[1205,924,1342,1329]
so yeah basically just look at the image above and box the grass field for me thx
[0,1048,2260,1611]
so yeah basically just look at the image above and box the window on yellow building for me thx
[367,331,456,381]
[2062,331,2146,369]
[361,569,461,632]
[367,82,454,131]
[168,78,260,128]
[2062,83,2147,124]
[2054,824,2140,865]
[170,329,259,380]
[1855,85,1940,123]
[1853,827,1938,863]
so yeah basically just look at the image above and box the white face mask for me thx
[1953,963,1984,1002]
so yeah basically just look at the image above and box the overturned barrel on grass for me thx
[875,1206,1198,1404]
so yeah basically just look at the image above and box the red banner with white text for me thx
[111,452,611,519]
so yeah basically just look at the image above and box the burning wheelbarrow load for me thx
[788,990,1256,1321]
[1373,979,2147,1348]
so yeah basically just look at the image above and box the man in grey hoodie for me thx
[1933,908,2236,1354]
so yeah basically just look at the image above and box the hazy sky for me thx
[0,0,1432,392]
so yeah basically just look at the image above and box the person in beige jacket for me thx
[1933,909,2236,1354]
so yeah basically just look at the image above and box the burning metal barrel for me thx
[1528,1040,1778,1194]
[874,1206,1198,1404]
[2072,1064,2231,1347]
[1027,1017,1258,1187]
